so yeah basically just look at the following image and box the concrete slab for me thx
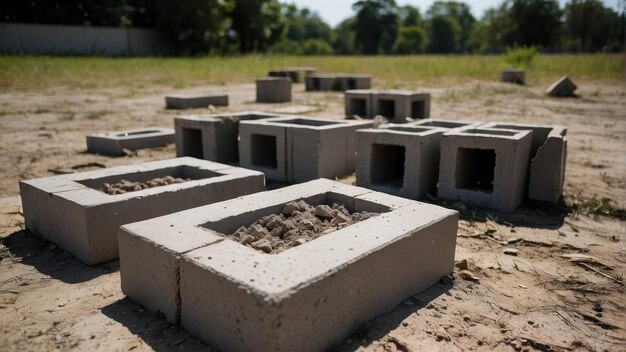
[437,127,533,212]
[256,77,292,103]
[174,111,279,163]
[546,76,577,97]
[501,69,525,85]
[118,179,458,350]
[481,122,567,203]
[239,117,373,182]
[19,157,265,265]
[165,94,228,110]
[356,125,446,199]
[86,127,174,156]
[371,90,431,122]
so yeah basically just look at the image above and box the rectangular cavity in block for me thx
[462,128,518,136]
[181,128,204,159]
[251,134,278,169]
[371,144,406,189]
[265,118,342,127]
[411,100,427,119]
[349,98,368,117]
[377,99,396,118]
[455,148,495,193]
[417,120,470,129]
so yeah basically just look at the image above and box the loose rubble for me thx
[101,176,189,195]
[224,200,379,254]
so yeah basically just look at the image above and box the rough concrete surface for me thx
[546,75,577,97]
[256,77,292,103]
[165,93,228,109]
[86,127,174,156]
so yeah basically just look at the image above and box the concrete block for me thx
[239,117,373,182]
[356,125,446,199]
[118,178,457,349]
[174,111,279,163]
[437,127,532,212]
[256,77,292,103]
[165,94,229,110]
[411,118,482,130]
[546,76,577,97]
[345,89,376,118]
[371,90,431,122]
[19,157,265,265]
[269,67,317,83]
[481,122,567,203]
[306,74,372,91]
[86,127,174,156]
[501,69,525,85]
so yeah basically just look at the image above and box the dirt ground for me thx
[0,79,625,351]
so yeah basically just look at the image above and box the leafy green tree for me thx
[564,0,623,52]
[352,0,399,54]
[301,39,334,55]
[332,17,357,55]
[394,26,427,54]
[426,1,474,52]
[283,4,333,43]
[507,0,562,47]
[427,15,461,53]
[398,5,422,27]
[230,0,284,53]
[156,0,234,54]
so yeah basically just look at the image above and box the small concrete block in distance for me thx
[239,117,373,182]
[174,111,279,163]
[546,76,577,97]
[124,179,459,351]
[501,69,525,85]
[19,157,265,265]
[345,89,376,118]
[356,125,446,200]
[438,127,532,212]
[411,118,482,130]
[86,127,174,156]
[256,77,292,103]
[269,67,318,83]
[306,74,372,91]
[165,94,229,109]
[481,122,567,203]
[371,90,431,122]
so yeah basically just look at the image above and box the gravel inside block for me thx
[101,176,189,195]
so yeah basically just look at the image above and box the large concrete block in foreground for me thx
[501,69,525,85]
[174,111,279,163]
[165,94,229,109]
[256,77,292,103]
[86,127,174,156]
[19,158,265,264]
[438,127,532,212]
[356,125,446,199]
[482,122,567,203]
[118,179,458,351]
[306,74,372,91]
[371,90,431,122]
[239,117,373,182]
[546,76,577,97]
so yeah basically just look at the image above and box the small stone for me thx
[463,315,471,322]
[503,248,519,256]
[527,320,534,325]
[251,239,272,253]
[246,224,269,239]
[455,259,469,270]
[293,238,307,246]
[401,322,408,327]
[283,229,299,240]
[331,212,351,226]
[300,220,315,231]
[241,234,254,244]
[314,205,335,219]
[282,202,299,216]
[270,227,283,238]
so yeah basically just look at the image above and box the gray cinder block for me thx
[306,74,372,91]
[256,77,292,103]
[481,122,567,203]
[19,157,265,265]
[501,69,525,85]
[165,94,229,110]
[411,118,482,130]
[86,128,174,156]
[118,178,458,350]
[356,125,446,199]
[546,76,577,97]
[345,89,376,118]
[174,111,279,163]
[438,127,532,212]
[371,90,431,122]
[239,117,373,182]
[269,67,318,83]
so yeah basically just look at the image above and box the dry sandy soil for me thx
[0,78,625,351]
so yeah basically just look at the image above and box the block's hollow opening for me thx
[385,126,434,133]
[419,120,470,129]
[377,99,395,118]
[332,79,343,91]
[266,118,342,127]
[201,192,390,254]
[486,124,551,158]
[349,98,368,117]
[311,78,321,90]
[347,78,357,90]
[462,128,517,136]
[251,134,277,169]
[370,144,405,189]
[181,128,203,159]
[77,165,221,195]
[116,130,162,137]
[455,148,495,193]
[411,100,426,119]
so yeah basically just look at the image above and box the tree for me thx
[282,4,332,43]
[564,0,623,52]
[398,5,421,27]
[352,0,399,54]
[426,1,474,52]
[301,39,333,55]
[230,0,284,53]
[394,26,427,54]
[332,18,357,55]
[508,0,562,47]
[427,15,461,53]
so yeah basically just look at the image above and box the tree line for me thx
[1,0,623,55]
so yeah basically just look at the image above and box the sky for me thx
[286,0,622,27]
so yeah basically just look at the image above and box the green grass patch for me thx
[0,54,622,91]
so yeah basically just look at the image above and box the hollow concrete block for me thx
[174,111,279,163]
[115,179,457,351]
[256,77,292,103]
[501,69,525,85]
[345,89,376,118]
[371,90,431,122]
[546,76,577,97]
[410,118,483,130]
[437,127,532,212]
[165,94,229,109]
[238,121,289,182]
[86,127,174,156]
[356,125,446,200]
[481,122,567,203]
[19,157,265,265]
[306,74,372,92]
[269,67,318,83]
